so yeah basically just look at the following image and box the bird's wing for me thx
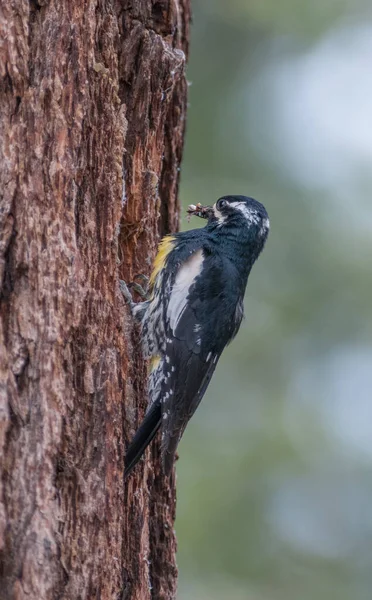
[157,239,240,474]
[161,341,221,475]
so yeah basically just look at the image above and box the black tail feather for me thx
[124,401,162,479]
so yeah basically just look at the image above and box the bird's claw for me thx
[130,283,150,300]
[119,280,134,305]
[132,274,150,300]
[133,273,149,287]
[121,274,150,301]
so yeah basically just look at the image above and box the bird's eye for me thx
[217,198,227,210]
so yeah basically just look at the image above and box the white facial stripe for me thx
[232,202,261,225]
[261,217,270,234]
[213,200,269,231]
[213,202,227,226]
[168,249,204,332]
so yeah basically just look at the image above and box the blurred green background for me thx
[176,1,372,598]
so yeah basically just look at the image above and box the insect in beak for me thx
[187,203,214,221]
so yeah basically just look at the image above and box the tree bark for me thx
[0,1,190,599]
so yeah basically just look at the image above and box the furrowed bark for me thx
[0,1,190,599]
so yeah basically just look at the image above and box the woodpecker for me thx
[123,195,269,478]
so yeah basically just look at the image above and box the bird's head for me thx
[188,195,270,249]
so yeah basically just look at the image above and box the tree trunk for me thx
[0,1,190,599]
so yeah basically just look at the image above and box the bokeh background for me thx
[176,1,372,598]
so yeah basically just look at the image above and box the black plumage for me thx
[124,195,269,478]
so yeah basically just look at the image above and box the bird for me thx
[122,194,270,478]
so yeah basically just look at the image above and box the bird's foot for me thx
[119,277,150,322]
[131,274,150,300]
[119,280,134,305]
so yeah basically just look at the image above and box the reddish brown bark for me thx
[0,1,190,599]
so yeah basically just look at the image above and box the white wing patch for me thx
[168,249,204,333]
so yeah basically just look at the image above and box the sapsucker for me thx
[123,195,269,478]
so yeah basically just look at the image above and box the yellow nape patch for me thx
[149,235,176,287]
[149,354,161,372]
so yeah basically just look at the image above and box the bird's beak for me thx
[187,203,214,220]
